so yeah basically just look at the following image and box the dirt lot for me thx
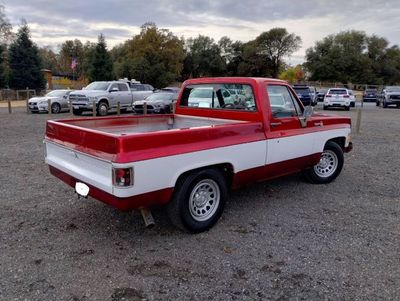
[0,103,399,300]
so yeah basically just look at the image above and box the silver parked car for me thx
[28,90,72,114]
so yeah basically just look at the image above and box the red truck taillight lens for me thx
[113,167,134,187]
[343,95,350,98]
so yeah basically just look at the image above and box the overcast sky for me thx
[3,0,400,64]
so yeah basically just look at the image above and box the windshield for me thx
[294,87,310,94]
[46,90,67,97]
[189,88,213,98]
[386,87,400,92]
[329,89,347,95]
[85,82,110,90]
[146,93,173,101]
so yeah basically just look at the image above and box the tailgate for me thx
[45,141,113,194]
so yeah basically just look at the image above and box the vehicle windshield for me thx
[328,89,347,95]
[85,82,110,90]
[146,93,173,101]
[189,88,214,98]
[365,89,377,92]
[318,89,327,94]
[386,87,400,92]
[293,87,310,94]
[46,90,67,97]
[180,83,256,111]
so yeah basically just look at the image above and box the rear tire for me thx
[167,168,227,233]
[304,141,344,184]
[323,105,328,110]
[345,106,350,111]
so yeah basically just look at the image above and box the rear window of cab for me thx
[179,83,257,112]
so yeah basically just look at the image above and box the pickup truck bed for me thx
[45,114,265,210]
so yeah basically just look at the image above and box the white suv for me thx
[324,88,352,111]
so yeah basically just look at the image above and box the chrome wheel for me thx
[314,150,338,178]
[98,103,108,116]
[189,179,220,222]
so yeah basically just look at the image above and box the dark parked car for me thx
[133,92,178,114]
[363,89,377,102]
[317,89,327,102]
[292,85,315,106]
[377,86,400,108]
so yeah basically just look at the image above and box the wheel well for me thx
[98,99,109,107]
[327,137,345,149]
[174,163,234,189]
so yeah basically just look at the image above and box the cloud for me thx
[3,0,400,63]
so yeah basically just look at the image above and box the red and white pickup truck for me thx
[45,77,352,233]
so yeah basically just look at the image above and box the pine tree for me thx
[9,23,45,89]
[88,34,114,81]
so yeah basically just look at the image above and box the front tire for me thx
[97,101,109,116]
[51,102,61,114]
[304,141,344,184]
[167,168,227,233]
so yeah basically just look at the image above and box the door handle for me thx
[270,122,282,127]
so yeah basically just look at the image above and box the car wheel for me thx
[345,106,350,111]
[323,105,328,110]
[51,102,61,114]
[167,168,227,233]
[376,101,380,107]
[97,101,109,116]
[72,108,82,115]
[304,141,344,184]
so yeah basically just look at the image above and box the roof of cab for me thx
[183,77,287,85]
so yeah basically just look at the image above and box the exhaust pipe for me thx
[139,208,155,229]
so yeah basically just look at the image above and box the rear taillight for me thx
[343,95,350,98]
[325,94,332,98]
[113,167,134,187]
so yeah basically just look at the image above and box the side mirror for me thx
[110,88,119,93]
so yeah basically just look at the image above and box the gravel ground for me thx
[0,103,399,300]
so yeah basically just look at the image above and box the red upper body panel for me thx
[45,77,351,163]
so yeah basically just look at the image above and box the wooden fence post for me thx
[92,100,96,116]
[355,108,362,134]
[25,87,30,113]
[117,101,121,115]
[48,99,52,115]
[7,88,11,114]
[143,102,147,115]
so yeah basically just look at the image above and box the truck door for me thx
[264,84,315,175]
[118,83,131,108]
